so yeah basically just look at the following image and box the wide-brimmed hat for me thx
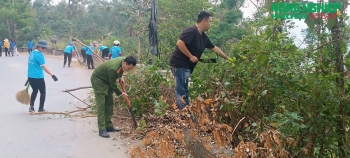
[4,38,8,42]
[36,40,49,48]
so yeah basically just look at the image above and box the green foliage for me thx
[122,61,173,116]
[189,16,350,156]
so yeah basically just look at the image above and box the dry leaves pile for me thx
[121,97,290,158]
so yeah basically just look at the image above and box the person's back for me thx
[99,45,107,51]
[10,40,15,48]
[86,45,95,56]
[63,43,74,67]
[28,50,45,78]
[64,45,74,53]
[28,40,34,49]
[110,46,121,59]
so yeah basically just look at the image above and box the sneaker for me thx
[38,108,46,112]
[99,130,110,138]
[29,106,35,112]
[106,127,121,132]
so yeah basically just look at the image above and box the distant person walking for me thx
[86,41,97,69]
[63,41,74,67]
[9,39,15,57]
[13,39,18,56]
[0,41,2,57]
[51,36,57,55]
[4,38,10,57]
[28,38,34,53]
[80,45,88,64]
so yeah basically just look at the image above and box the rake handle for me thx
[62,86,92,92]
[119,79,131,107]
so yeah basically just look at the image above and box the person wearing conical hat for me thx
[4,38,10,57]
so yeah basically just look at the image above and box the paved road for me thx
[0,53,131,158]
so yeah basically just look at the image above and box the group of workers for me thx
[62,40,122,69]
[0,38,18,57]
[26,11,229,139]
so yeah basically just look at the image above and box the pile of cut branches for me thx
[127,98,290,158]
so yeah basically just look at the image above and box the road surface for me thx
[0,53,132,158]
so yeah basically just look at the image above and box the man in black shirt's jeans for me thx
[169,11,229,110]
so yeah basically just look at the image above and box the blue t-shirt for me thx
[110,46,121,59]
[64,45,74,54]
[28,50,45,79]
[27,41,34,49]
[82,46,88,52]
[86,46,94,56]
[10,41,15,48]
[0,42,3,47]
[99,45,107,51]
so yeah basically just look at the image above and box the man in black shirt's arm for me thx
[169,11,229,110]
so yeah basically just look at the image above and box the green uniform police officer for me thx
[90,55,137,138]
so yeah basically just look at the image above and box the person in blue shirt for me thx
[109,40,122,59]
[63,41,75,67]
[27,38,34,53]
[0,41,2,57]
[86,41,97,69]
[9,39,15,57]
[80,45,88,64]
[27,40,58,112]
[98,44,109,59]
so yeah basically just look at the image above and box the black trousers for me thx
[0,46,2,56]
[63,53,72,66]
[4,48,9,56]
[102,48,109,58]
[28,48,33,53]
[28,78,46,109]
[81,50,87,63]
[87,55,94,69]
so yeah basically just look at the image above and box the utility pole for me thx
[68,0,72,37]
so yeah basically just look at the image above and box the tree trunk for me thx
[332,6,346,157]
[13,23,17,42]
[6,19,12,39]
[137,33,141,62]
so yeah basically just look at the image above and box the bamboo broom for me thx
[16,83,31,105]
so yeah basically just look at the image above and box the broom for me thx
[15,80,31,105]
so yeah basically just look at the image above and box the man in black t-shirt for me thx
[169,11,229,110]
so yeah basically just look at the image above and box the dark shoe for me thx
[99,130,110,138]
[29,105,35,112]
[63,65,65,67]
[38,108,46,112]
[106,127,121,132]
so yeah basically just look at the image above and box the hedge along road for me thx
[0,52,131,158]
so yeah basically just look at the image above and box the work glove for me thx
[52,75,58,81]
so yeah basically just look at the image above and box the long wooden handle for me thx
[73,38,106,62]
[62,86,92,92]
[119,80,132,107]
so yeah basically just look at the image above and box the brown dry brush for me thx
[128,98,291,158]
